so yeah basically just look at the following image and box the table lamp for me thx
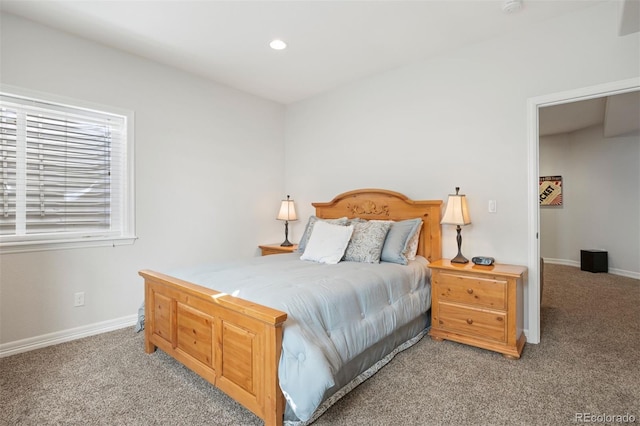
[441,187,471,263]
[277,195,298,247]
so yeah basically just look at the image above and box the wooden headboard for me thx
[312,188,442,262]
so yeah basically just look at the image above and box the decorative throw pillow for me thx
[300,221,354,264]
[343,221,392,263]
[345,217,367,226]
[378,218,422,265]
[403,221,423,261]
[297,216,348,253]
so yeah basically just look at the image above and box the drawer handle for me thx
[467,288,474,294]
[466,318,473,325]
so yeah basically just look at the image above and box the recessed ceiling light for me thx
[269,39,287,50]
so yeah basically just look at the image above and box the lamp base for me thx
[451,225,469,263]
[281,220,293,247]
[450,253,469,264]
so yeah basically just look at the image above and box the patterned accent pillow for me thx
[297,216,348,253]
[404,221,423,261]
[345,217,367,226]
[343,220,392,263]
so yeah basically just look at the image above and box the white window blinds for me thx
[0,91,135,251]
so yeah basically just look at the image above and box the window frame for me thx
[0,85,136,253]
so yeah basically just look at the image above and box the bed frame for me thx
[139,189,442,426]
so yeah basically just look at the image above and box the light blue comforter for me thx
[166,253,431,422]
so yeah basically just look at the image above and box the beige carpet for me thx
[1,264,638,425]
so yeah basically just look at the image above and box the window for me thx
[0,87,135,253]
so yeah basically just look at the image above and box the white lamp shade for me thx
[277,199,298,221]
[441,194,471,226]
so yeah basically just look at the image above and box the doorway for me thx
[526,78,640,344]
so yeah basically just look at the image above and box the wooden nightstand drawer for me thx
[436,271,507,310]
[437,302,507,343]
[428,259,527,359]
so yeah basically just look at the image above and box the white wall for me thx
[2,2,639,351]
[540,125,640,277]
[0,14,285,348]
[284,2,640,336]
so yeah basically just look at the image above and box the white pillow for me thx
[300,221,354,264]
[296,216,349,253]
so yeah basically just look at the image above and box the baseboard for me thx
[543,258,640,280]
[543,258,579,267]
[0,314,138,358]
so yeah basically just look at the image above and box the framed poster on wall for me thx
[539,176,563,206]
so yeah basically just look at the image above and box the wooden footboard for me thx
[139,270,288,426]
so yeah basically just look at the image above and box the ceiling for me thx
[0,0,621,105]
[539,91,640,137]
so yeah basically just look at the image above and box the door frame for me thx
[526,77,639,344]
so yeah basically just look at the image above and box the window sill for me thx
[0,236,138,254]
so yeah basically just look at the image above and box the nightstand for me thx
[259,243,298,256]
[428,259,527,359]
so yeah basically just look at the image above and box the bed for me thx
[138,189,442,425]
